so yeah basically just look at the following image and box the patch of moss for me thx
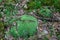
[26,0,41,9]
[38,7,53,18]
[53,0,60,12]
[9,15,38,38]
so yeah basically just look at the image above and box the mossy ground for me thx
[0,0,60,40]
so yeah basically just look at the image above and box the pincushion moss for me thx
[9,15,38,38]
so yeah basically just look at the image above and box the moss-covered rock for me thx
[9,15,38,38]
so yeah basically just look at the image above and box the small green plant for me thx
[26,0,41,10]
[1,2,18,26]
[0,0,18,17]
[8,15,38,38]
[53,0,60,12]
[4,4,18,16]
[38,7,52,18]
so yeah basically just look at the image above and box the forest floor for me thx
[0,0,60,40]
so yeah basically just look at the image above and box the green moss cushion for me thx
[9,15,38,38]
